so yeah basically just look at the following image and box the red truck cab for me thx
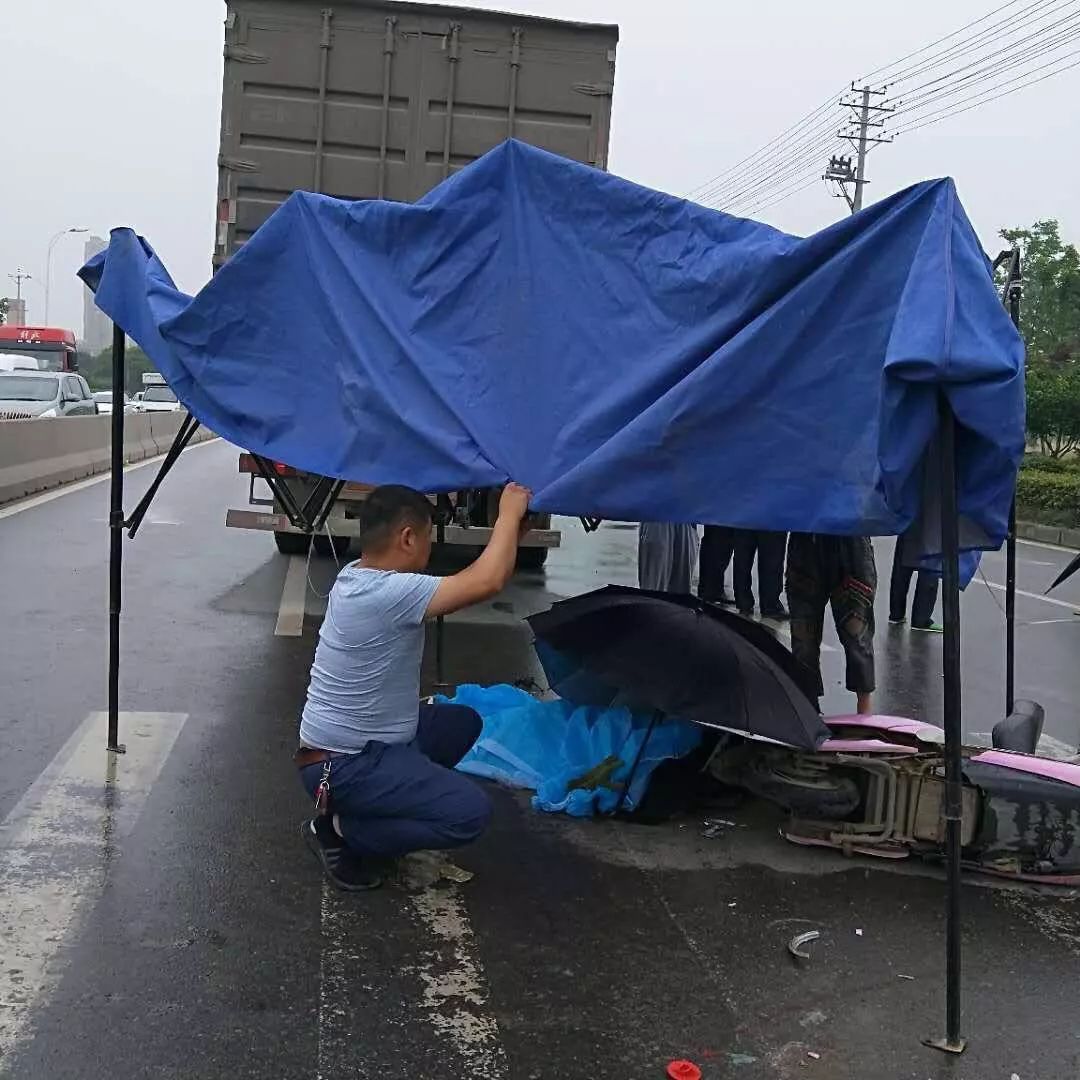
[0,326,81,372]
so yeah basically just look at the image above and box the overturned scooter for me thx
[709,701,1080,886]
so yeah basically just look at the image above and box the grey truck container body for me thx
[215,0,619,264]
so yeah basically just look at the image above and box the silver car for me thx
[92,390,135,415]
[0,370,98,419]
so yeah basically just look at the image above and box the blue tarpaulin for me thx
[445,683,702,817]
[80,139,1024,548]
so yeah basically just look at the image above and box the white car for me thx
[92,391,135,415]
[138,385,182,412]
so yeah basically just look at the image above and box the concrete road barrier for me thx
[0,413,216,506]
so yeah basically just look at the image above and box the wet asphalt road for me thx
[1,438,1079,1080]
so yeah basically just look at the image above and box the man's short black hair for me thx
[358,485,433,551]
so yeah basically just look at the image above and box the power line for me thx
[894,47,1080,134]
[686,95,842,203]
[703,130,844,211]
[881,0,1076,87]
[886,23,1080,126]
[699,125,843,209]
[890,4,1080,105]
[683,0,1080,221]
[859,0,1063,85]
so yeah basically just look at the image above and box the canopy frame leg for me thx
[1003,247,1022,717]
[923,393,966,1056]
[126,413,201,538]
[107,324,127,754]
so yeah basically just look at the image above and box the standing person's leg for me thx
[638,523,671,592]
[910,572,941,631]
[699,526,735,603]
[831,537,877,715]
[758,531,788,617]
[888,537,915,623]
[732,529,758,615]
[785,533,827,700]
[668,524,698,594]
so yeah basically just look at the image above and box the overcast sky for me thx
[3,0,1077,336]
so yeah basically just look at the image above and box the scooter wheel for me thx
[745,761,861,819]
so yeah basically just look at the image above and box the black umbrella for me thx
[527,585,828,750]
[1048,550,1080,593]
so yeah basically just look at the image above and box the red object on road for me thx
[667,1061,702,1080]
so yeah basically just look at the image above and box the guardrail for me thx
[0,413,216,506]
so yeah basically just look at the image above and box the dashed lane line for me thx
[0,711,187,1066]
[275,555,309,636]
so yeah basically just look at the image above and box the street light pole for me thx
[44,227,89,324]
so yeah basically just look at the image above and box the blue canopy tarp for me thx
[80,139,1024,550]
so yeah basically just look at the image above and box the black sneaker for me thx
[300,818,383,892]
[761,604,790,621]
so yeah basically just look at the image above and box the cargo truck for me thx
[220,0,619,564]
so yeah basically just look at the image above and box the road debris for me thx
[702,817,744,838]
[897,974,916,981]
[855,928,864,936]
[666,1059,702,1080]
[788,929,821,960]
[807,1051,821,1060]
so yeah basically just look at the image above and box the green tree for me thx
[999,220,1080,364]
[0,297,8,325]
[80,344,156,392]
[1025,363,1080,458]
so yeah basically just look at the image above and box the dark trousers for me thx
[698,525,735,601]
[733,529,787,612]
[786,534,876,696]
[889,538,939,627]
[298,704,490,859]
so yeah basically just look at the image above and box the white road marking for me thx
[0,437,218,522]
[275,555,308,636]
[979,580,1079,611]
[0,711,187,1064]
[1027,618,1080,626]
[407,886,508,1078]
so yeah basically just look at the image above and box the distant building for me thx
[82,236,110,353]
[4,297,27,326]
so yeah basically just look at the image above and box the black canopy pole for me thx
[107,323,127,754]
[1004,248,1022,717]
[925,393,965,1054]
[435,517,447,690]
[1006,499,1016,717]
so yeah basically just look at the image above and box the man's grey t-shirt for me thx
[300,565,440,753]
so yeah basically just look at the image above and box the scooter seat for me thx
[991,700,1045,754]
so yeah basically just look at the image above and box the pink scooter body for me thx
[823,714,1080,788]
[773,715,1080,884]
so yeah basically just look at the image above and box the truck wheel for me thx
[314,534,351,560]
[274,531,310,556]
[516,546,549,570]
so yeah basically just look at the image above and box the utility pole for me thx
[824,85,892,214]
[8,268,32,302]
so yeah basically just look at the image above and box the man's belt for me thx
[294,746,334,769]
[294,744,369,768]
